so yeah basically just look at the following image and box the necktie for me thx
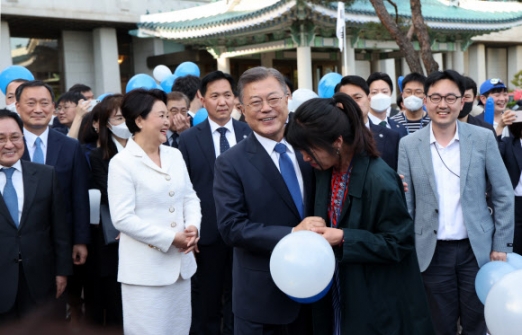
[33,137,44,164]
[217,127,230,154]
[170,132,179,148]
[2,168,19,227]
[274,143,304,219]
[379,121,387,127]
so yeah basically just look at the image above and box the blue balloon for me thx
[192,108,208,126]
[507,253,522,270]
[398,76,405,93]
[97,93,113,102]
[126,74,157,93]
[174,62,200,78]
[318,72,342,98]
[288,279,333,304]
[160,74,178,93]
[484,97,495,125]
[0,65,34,95]
[475,261,516,304]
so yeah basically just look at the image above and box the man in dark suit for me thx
[164,91,193,149]
[179,71,251,335]
[15,81,90,320]
[0,109,72,322]
[336,75,401,171]
[214,67,322,335]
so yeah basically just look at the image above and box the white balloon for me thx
[270,231,335,298]
[153,65,172,83]
[485,269,522,335]
[288,89,319,112]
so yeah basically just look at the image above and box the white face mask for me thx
[403,95,424,111]
[6,102,17,114]
[370,93,391,112]
[108,122,132,139]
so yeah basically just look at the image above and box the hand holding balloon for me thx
[311,226,343,246]
[293,216,326,232]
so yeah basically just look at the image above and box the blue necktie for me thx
[33,137,44,164]
[217,127,230,154]
[2,168,19,227]
[274,143,304,219]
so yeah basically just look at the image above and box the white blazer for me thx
[108,138,201,286]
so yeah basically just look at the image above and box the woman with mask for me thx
[286,93,435,335]
[107,89,201,335]
[85,94,127,329]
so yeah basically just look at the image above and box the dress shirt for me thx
[208,118,237,158]
[368,113,390,129]
[429,123,467,240]
[364,119,370,129]
[515,139,522,196]
[0,160,24,223]
[253,132,304,202]
[23,127,49,163]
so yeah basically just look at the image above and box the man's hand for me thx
[56,276,67,298]
[490,251,507,262]
[311,226,344,246]
[76,99,90,119]
[399,174,409,193]
[172,114,191,134]
[72,244,88,265]
[293,216,326,232]
[499,110,517,128]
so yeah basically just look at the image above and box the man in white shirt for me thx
[398,70,514,335]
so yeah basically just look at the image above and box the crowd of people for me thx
[0,64,520,335]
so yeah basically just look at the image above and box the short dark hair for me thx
[463,76,477,98]
[424,70,465,96]
[56,91,86,106]
[336,75,369,95]
[0,109,24,132]
[200,71,235,97]
[78,106,99,145]
[237,66,288,104]
[172,75,201,102]
[68,83,92,94]
[508,122,522,139]
[286,92,379,169]
[167,91,190,109]
[367,72,393,93]
[401,72,427,92]
[15,80,55,102]
[121,89,167,134]
[7,79,29,91]
[284,76,294,93]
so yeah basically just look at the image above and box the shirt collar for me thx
[208,117,234,134]
[253,132,294,155]
[368,112,386,126]
[1,160,23,173]
[429,122,459,145]
[23,127,49,149]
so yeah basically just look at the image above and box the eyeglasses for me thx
[244,96,285,111]
[56,104,76,112]
[0,134,23,145]
[489,79,503,85]
[403,89,424,98]
[427,94,461,104]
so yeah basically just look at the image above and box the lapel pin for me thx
[379,134,384,138]
[243,135,247,139]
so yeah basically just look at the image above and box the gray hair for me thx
[237,66,288,104]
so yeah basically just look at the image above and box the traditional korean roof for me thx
[134,0,522,42]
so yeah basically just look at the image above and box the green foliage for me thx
[511,70,522,89]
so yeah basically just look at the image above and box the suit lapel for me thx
[196,120,217,171]
[296,150,313,216]
[233,120,250,143]
[46,129,62,166]
[513,137,522,173]
[19,161,38,229]
[0,193,16,228]
[417,128,439,202]
[246,134,301,220]
[458,123,473,194]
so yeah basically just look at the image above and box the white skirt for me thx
[121,277,191,335]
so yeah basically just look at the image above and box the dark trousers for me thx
[0,265,36,323]
[191,239,233,335]
[234,305,312,335]
[422,239,486,335]
[513,196,522,255]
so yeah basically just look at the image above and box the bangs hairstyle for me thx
[98,94,124,160]
[121,88,167,134]
[286,92,379,169]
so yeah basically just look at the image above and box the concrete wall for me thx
[62,31,95,92]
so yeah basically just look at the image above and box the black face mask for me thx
[458,102,474,119]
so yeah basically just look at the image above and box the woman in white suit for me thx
[107,88,201,335]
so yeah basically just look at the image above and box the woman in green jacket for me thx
[285,93,434,335]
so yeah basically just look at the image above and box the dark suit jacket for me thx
[388,117,409,138]
[500,136,522,190]
[214,133,315,324]
[0,161,72,313]
[179,118,251,246]
[369,122,401,171]
[22,128,91,244]
[467,114,497,139]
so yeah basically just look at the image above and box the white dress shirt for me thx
[515,139,522,196]
[368,113,390,129]
[253,132,304,202]
[208,118,237,158]
[23,127,49,163]
[430,124,467,240]
[0,160,25,223]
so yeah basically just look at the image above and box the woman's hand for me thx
[293,216,326,232]
[184,225,200,254]
[311,226,344,246]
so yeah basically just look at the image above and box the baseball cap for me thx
[480,78,507,95]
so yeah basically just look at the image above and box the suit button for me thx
[169,191,175,197]
[435,209,439,214]
[434,230,437,234]
[165,175,171,181]
[379,134,383,138]
[171,222,177,227]
[169,206,175,213]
